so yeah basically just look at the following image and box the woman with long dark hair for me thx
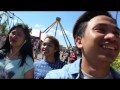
[0,23,34,79]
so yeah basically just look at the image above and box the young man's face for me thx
[76,15,120,64]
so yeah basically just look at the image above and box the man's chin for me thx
[98,55,116,64]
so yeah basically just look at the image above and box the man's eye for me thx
[95,27,106,33]
[48,44,52,47]
[113,31,120,38]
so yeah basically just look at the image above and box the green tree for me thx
[0,22,9,35]
[111,53,120,72]
[15,23,32,33]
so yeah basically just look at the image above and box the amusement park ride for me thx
[0,11,24,34]
[39,11,119,49]
[39,17,73,49]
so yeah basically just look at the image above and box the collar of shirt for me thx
[67,59,81,79]
[66,58,120,79]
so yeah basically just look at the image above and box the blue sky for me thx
[1,11,119,47]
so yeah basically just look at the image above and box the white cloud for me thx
[31,29,40,37]
[34,24,43,29]
[31,24,45,37]
[64,29,70,35]
[57,30,63,36]
[70,33,73,38]
[12,19,17,24]
[31,29,47,41]
[41,33,47,41]
[31,24,53,41]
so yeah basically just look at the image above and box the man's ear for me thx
[75,36,83,48]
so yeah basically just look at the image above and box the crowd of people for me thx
[0,11,120,79]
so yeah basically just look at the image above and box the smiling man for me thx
[45,11,120,79]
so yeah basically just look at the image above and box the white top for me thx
[0,55,33,79]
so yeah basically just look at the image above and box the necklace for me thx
[6,49,20,60]
[7,42,24,60]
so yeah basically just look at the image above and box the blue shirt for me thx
[45,59,120,79]
[34,59,65,79]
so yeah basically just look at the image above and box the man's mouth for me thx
[101,45,116,50]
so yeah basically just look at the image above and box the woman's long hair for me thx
[1,23,34,67]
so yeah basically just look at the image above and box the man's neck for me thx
[81,59,110,78]
[81,69,113,79]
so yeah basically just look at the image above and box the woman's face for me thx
[9,27,26,48]
[41,38,57,57]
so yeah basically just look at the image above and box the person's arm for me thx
[24,68,34,79]
[45,70,60,79]
[23,56,34,79]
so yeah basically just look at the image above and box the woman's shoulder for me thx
[56,59,65,65]
[56,59,64,63]
[25,55,34,65]
[34,59,45,65]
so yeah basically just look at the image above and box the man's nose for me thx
[104,33,117,42]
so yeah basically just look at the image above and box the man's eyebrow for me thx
[43,42,53,44]
[96,23,120,31]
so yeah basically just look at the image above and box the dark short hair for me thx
[73,11,116,39]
